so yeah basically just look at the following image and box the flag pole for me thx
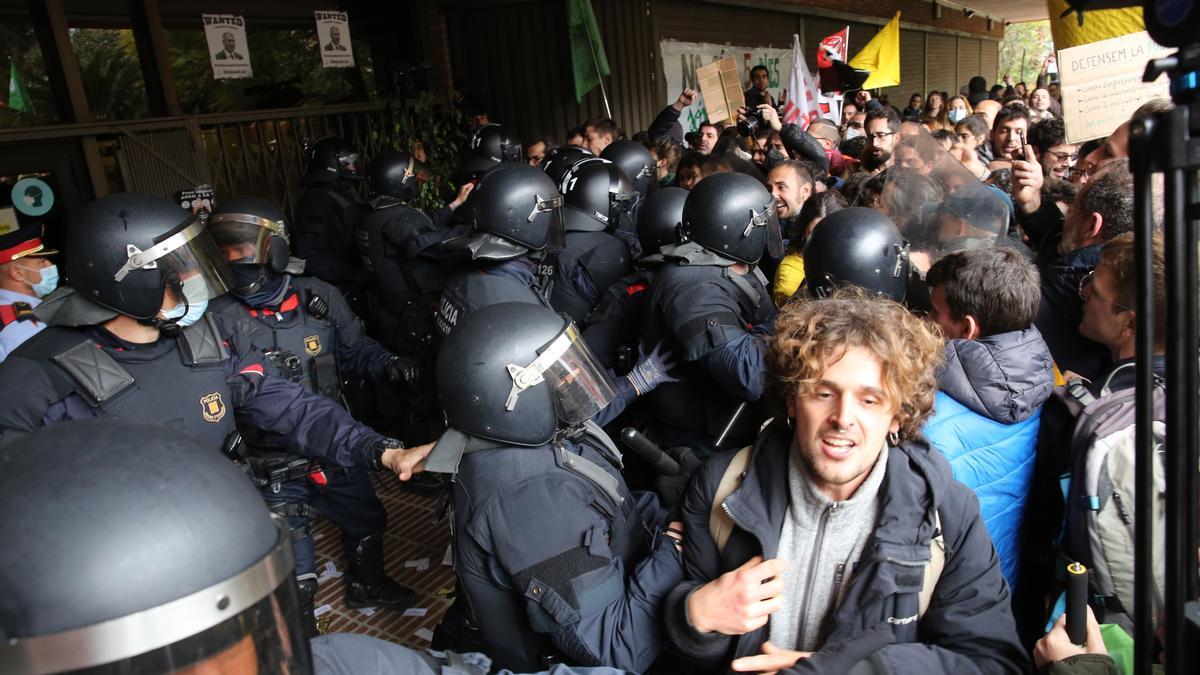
[582,17,612,119]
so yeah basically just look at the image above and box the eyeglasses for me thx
[1047,150,1079,163]
[867,132,895,141]
[1079,270,1133,311]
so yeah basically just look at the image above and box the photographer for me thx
[738,104,829,173]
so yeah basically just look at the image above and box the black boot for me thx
[344,532,417,610]
[296,574,320,637]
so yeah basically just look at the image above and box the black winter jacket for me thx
[663,419,1028,674]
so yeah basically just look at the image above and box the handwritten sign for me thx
[660,40,792,133]
[1058,31,1172,144]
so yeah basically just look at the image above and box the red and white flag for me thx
[817,27,850,122]
[780,34,821,129]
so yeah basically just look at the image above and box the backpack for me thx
[708,444,945,618]
[1059,369,1166,635]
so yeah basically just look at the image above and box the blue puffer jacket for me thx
[924,327,1055,589]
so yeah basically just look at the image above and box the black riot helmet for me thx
[601,140,655,197]
[559,157,639,233]
[302,136,362,184]
[637,186,686,263]
[208,197,293,296]
[539,145,593,186]
[65,193,234,322]
[679,172,781,265]
[801,207,910,301]
[459,123,522,179]
[435,303,616,448]
[0,420,312,673]
[367,149,424,202]
[445,164,565,261]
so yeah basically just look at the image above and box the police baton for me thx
[619,427,682,476]
[714,401,748,450]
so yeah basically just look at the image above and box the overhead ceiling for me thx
[956,0,1051,24]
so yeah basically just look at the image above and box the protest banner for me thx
[1058,31,1172,144]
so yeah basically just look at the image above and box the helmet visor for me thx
[113,214,234,303]
[610,191,641,235]
[539,194,566,250]
[208,213,288,265]
[881,131,1009,270]
[2,516,312,674]
[505,321,616,425]
[746,199,783,260]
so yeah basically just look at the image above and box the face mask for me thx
[844,127,864,140]
[18,263,59,298]
[948,109,967,124]
[161,275,211,328]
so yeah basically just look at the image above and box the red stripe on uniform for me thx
[240,363,265,376]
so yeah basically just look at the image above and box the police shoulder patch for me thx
[200,392,226,423]
[304,335,321,356]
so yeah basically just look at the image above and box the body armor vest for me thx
[450,422,648,671]
[549,230,633,325]
[28,319,236,450]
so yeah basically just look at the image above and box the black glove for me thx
[655,446,703,518]
[782,623,894,675]
[385,356,421,388]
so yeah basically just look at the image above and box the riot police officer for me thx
[539,144,593,186]
[798,206,912,302]
[433,164,563,339]
[294,136,365,289]
[426,302,684,672]
[457,123,522,183]
[549,157,638,325]
[644,172,782,457]
[208,197,420,621]
[600,139,656,198]
[583,186,686,371]
[357,150,468,355]
[0,193,425,489]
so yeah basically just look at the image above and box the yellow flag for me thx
[850,12,901,89]
[1047,0,1145,51]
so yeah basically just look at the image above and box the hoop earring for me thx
[887,431,899,446]
[786,416,795,430]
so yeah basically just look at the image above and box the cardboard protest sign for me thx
[660,40,793,132]
[315,11,355,68]
[203,14,252,79]
[1058,31,1172,144]
[696,57,744,125]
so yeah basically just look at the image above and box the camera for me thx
[738,108,766,137]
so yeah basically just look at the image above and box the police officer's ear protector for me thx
[266,233,290,274]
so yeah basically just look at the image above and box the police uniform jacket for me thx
[550,230,633,325]
[450,425,683,673]
[435,258,552,339]
[294,181,363,285]
[644,260,775,442]
[0,315,385,467]
[664,419,1028,674]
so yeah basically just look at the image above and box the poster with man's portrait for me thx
[203,14,253,79]
[315,11,355,68]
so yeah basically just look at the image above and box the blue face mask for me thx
[948,109,967,124]
[18,263,59,298]
[160,275,210,328]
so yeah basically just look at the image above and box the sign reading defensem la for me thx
[1058,31,1172,144]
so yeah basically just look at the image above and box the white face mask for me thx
[948,109,967,124]
[844,127,865,140]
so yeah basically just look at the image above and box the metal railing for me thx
[0,101,403,221]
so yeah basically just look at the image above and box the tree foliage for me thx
[998,20,1054,86]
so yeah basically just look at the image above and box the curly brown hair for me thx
[768,288,944,441]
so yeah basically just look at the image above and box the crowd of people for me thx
[0,65,1180,675]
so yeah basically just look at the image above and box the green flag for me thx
[8,61,33,114]
[567,0,610,103]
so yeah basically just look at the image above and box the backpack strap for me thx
[918,510,945,619]
[709,445,753,555]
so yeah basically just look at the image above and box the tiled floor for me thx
[310,475,454,649]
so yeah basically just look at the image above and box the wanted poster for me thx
[315,11,355,68]
[203,14,253,79]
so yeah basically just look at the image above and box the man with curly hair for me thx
[663,290,1027,674]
